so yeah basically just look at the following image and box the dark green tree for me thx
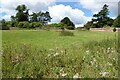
[1,19,9,30]
[113,15,120,27]
[85,4,113,28]
[30,12,38,22]
[60,17,75,30]
[15,4,29,22]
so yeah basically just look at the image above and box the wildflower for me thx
[73,73,79,79]
[108,47,110,50]
[93,58,96,62]
[61,50,64,53]
[86,50,89,54]
[49,49,54,51]
[100,71,109,77]
[54,53,59,56]
[48,54,51,57]
[61,73,67,77]
[108,63,112,66]
[0,50,3,54]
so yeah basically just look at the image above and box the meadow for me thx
[1,30,119,78]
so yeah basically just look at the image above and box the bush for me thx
[17,22,24,28]
[29,23,34,28]
[23,22,29,28]
[113,15,120,27]
[59,31,74,36]
[103,25,111,28]
[33,22,42,28]
[113,28,116,32]
[7,21,17,27]
[1,19,9,30]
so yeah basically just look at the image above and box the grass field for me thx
[1,30,118,78]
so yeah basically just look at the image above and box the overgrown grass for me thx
[2,30,118,78]
[59,31,74,36]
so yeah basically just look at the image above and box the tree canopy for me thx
[84,4,113,28]
[113,15,120,27]
[11,4,52,25]
[60,17,75,30]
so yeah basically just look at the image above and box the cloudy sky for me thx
[0,0,119,27]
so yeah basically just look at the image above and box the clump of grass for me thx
[59,31,74,36]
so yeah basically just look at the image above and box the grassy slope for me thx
[2,30,117,49]
[2,30,118,78]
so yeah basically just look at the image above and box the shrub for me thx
[33,22,42,28]
[103,25,111,28]
[23,22,29,28]
[59,31,74,36]
[29,23,34,28]
[113,28,116,32]
[113,15,120,27]
[17,22,24,28]
[1,19,9,30]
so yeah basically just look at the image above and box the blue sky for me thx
[0,0,119,27]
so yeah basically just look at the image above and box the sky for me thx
[0,0,120,27]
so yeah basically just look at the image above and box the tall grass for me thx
[2,36,118,78]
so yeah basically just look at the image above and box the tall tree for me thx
[15,4,29,22]
[113,15,120,27]
[60,17,75,30]
[84,4,113,28]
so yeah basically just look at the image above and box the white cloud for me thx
[79,0,119,16]
[48,4,91,27]
[0,0,56,20]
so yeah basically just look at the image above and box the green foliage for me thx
[103,25,111,28]
[17,22,24,28]
[33,22,42,28]
[23,22,29,28]
[84,21,94,29]
[30,11,52,25]
[1,19,10,30]
[15,4,29,22]
[29,23,34,28]
[113,28,116,32]
[59,31,74,36]
[2,30,118,78]
[85,4,113,28]
[113,15,120,27]
[60,17,75,30]
[44,23,62,28]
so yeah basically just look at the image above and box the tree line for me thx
[0,4,120,30]
[0,4,75,30]
[84,4,120,29]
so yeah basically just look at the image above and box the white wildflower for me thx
[54,53,59,56]
[49,49,54,51]
[73,73,79,79]
[60,68,63,72]
[86,50,90,54]
[48,54,51,57]
[108,47,110,50]
[93,58,96,62]
[0,50,3,54]
[61,73,67,77]
[90,61,94,65]
[61,50,64,53]
[100,71,109,77]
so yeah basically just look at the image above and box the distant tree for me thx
[30,11,52,25]
[30,12,38,22]
[15,4,29,22]
[113,15,120,27]
[85,4,113,28]
[60,17,75,30]
[1,19,9,30]
[11,16,16,21]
